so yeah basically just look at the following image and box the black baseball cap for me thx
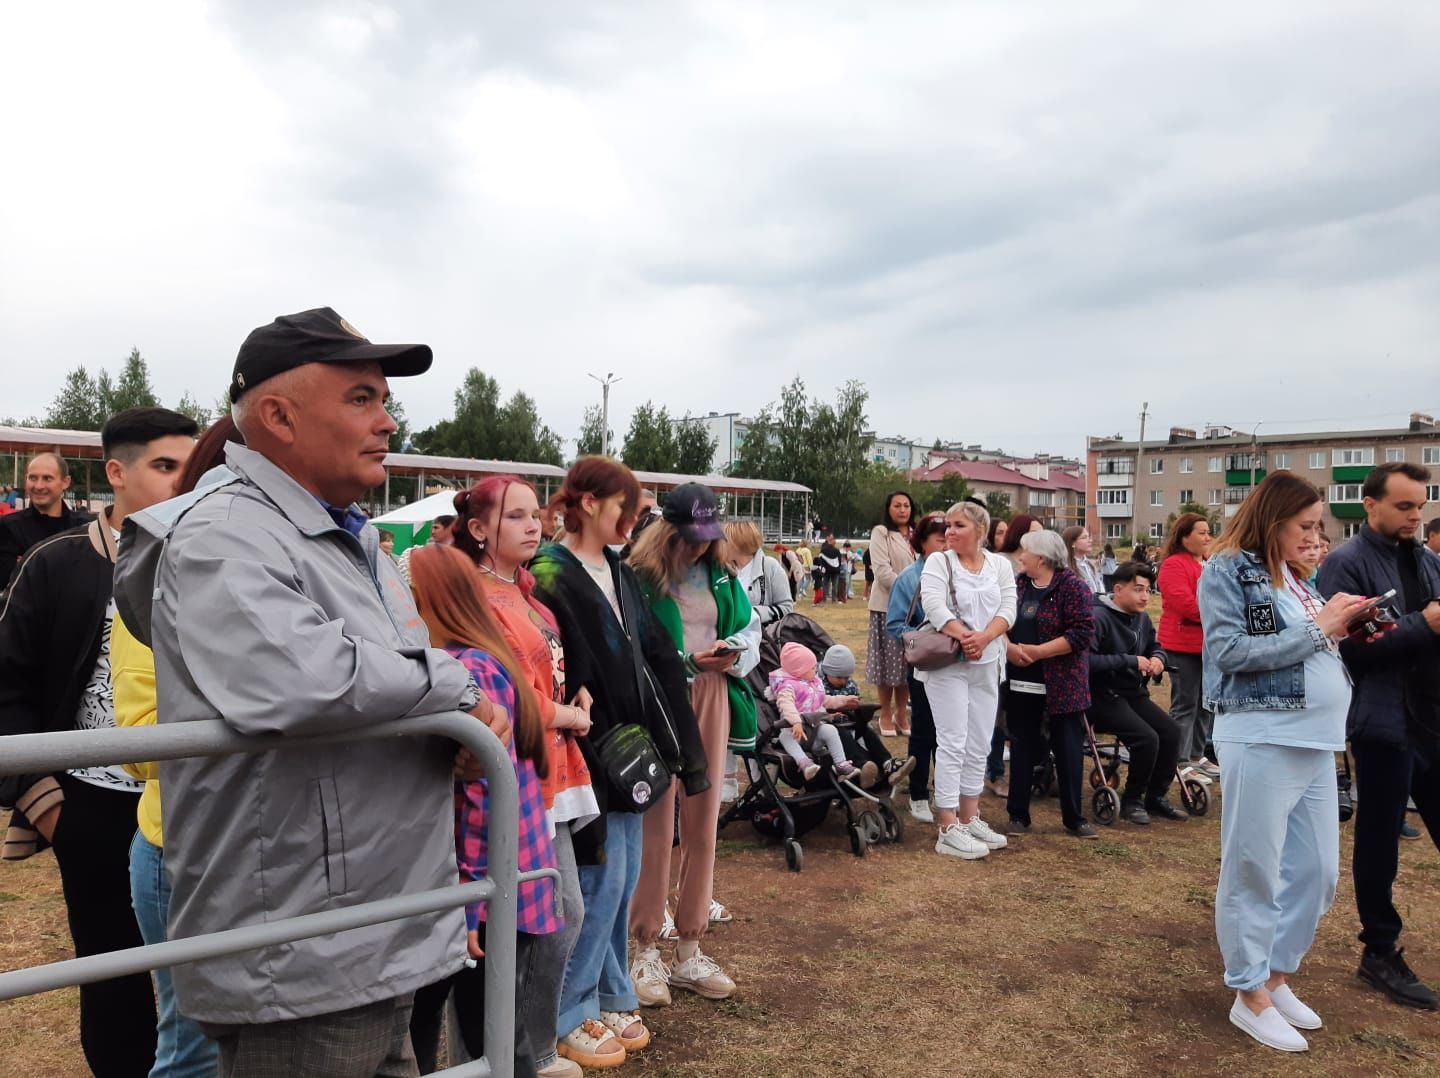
[662,483,725,543]
[230,307,433,402]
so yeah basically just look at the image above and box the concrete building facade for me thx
[1085,414,1440,547]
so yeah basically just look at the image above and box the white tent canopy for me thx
[371,490,460,525]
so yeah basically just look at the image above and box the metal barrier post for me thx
[0,712,524,1078]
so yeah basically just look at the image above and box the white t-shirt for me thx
[578,553,621,622]
[70,583,143,793]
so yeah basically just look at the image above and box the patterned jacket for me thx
[1014,567,1096,714]
[448,645,559,936]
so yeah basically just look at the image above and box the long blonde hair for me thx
[628,517,722,596]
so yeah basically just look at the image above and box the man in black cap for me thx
[114,308,501,1075]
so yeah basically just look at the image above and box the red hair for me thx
[408,544,547,776]
[549,456,641,536]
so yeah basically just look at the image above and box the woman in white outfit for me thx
[918,500,1018,860]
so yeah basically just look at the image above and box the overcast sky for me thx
[3,1,1438,459]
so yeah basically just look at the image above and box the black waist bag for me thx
[592,723,669,812]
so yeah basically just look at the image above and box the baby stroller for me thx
[718,613,904,871]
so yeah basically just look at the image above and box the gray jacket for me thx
[113,443,476,1025]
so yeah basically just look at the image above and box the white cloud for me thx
[1,0,1436,457]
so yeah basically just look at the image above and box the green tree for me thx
[917,472,974,514]
[384,395,410,453]
[674,414,718,475]
[109,347,160,413]
[174,391,212,427]
[621,401,678,472]
[493,391,564,465]
[730,407,777,477]
[46,366,103,429]
[413,368,502,458]
[984,491,1013,522]
[576,404,610,457]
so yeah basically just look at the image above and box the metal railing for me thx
[0,711,543,1078]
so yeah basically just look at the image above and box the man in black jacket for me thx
[1318,461,1440,1010]
[0,407,196,1076]
[1087,561,1188,825]
[0,451,94,593]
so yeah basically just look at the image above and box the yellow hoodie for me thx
[112,614,163,847]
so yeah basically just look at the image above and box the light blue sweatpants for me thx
[1214,741,1339,990]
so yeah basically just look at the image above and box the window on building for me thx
[1180,457,1193,473]
[1150,490,1163,507]
[1208,456,1222,472]
[1149,458,1164,474]
[1149,523,1164,540]
[1428,484,1440,503]
[1208,489,1221,506]
[1386,448,1405,463]
[1179,489,1194,504]
[1105,523,1125,540]
[1096,489,1130,505]
[1308,451,1324,469]
[1332,447,1375,466]
[1424,447,1440,465]
[1329,483,1363,503]
[1342,521,1362,540]
[1274,453,1289,468]
[1098,457,1135,475]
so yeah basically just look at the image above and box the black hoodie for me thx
[1088,594,1168,699]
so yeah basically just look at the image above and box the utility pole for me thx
[588,372,621,457]
[1134,401,1149,545]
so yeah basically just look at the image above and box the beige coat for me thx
[866,525,916,615]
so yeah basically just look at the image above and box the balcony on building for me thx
[1096,457,1135,488]
[1225,452,1267,487]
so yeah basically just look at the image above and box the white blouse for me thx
[919,549,1018,666]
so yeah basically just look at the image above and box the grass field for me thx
[4,595,1440,1076]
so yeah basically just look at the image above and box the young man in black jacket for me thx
[1317,461,1440,1010]
[0,407,196,1076]
[0,451,94,594]
[1087,561,1188,825]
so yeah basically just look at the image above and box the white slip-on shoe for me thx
[1269,984,1322,1030]
[909,799,934,823]
[1229,997,1308,1052]
[935,823,990,860]
[966,815,1009,849]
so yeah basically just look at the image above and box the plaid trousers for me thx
[205,994,419,1078]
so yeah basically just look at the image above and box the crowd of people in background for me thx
[3,308,1440,1072]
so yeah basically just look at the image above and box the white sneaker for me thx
[1179,765,1213,787]
[669,949,735,1000]
[629,946,671,1007]
[966,815,1008,849]
[909,799,934,823]
[935,823,989,860]
[1269,984,1321,1030]
[1229,997,1308,1052]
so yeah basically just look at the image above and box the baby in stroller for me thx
[769,642,870,783]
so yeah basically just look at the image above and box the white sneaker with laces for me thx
[1269,984,1321,1029]
[629,946,672,1007]
[935,823,989,859]
[1229,997,1307,1052]
[966,815,1008,849]
[909,799,934,823]
[669,949,735,999]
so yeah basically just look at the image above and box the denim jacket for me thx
[1197,550,1330,713]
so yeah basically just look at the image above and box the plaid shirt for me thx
[448,646,560,936]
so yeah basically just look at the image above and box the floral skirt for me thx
[865,610,907,688]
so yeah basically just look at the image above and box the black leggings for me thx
[410,926,538,1078]
[905,669,937,802]
[1087,692,1181,802]
[1005,693,1086,830]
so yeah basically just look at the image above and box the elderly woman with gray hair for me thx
[1004,529,1098,839]
[917,500,1018,860]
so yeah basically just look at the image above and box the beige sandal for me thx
[600,1009,651,1052]
[557,1018,626,1069]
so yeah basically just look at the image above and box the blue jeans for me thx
[129,831,219,1077]
[558,812,642,1036]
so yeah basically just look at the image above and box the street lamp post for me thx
[1250,420,1264,489]
[588,372,621,458]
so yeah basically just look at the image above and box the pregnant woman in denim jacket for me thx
[1198,472,1373,1053]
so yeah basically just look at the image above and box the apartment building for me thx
[867,434,935,472]
[677,411,752,473]
[1085,414,1440,546]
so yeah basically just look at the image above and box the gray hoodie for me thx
[114,443,476,1025]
